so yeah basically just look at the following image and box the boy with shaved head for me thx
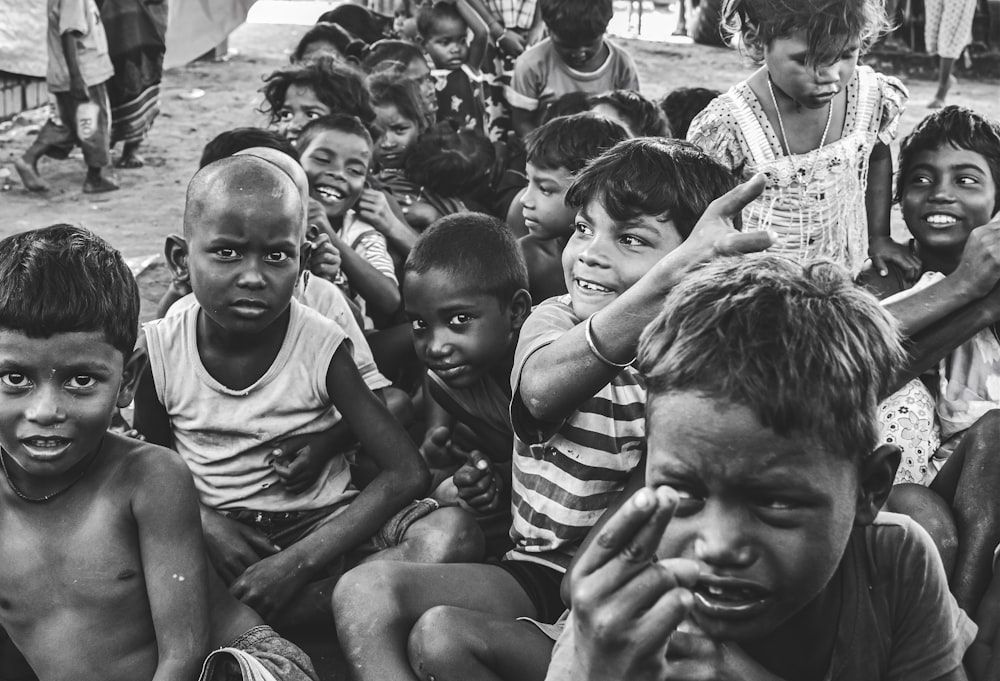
[134,155,481,628]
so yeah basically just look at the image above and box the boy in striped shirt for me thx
[334,138,772,681]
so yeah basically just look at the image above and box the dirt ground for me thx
[1,18,999,322]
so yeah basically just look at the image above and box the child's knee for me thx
[405,507,485,563]
[332,561,413,634]
[887,483,958,577]
[407,605,475,680]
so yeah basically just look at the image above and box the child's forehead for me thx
[427,15,465,34]
[305,129,373,157]
[912,144,993,172]
[0,328,122,365]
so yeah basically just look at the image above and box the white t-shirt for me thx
[46,0,113,91]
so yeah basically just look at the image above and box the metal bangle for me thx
[585,314,634,369]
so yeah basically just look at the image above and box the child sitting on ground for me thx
[507,0,639,138]
[16,0,118,193]
[850,108,1000,669]
[261,56,376,147]
[688,0,916,278]
[297,115,417,324]
[548,253,977,681]
[332,138,771,681]
[516,112,630,301]
[403,214,530,539]
[588,89,669,138]
[133,155,481,628]
[417,0,490,134]
[0,224,316,681]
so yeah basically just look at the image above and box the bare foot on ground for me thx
[116,143,145,168]
[14,156,49,192]
[83,175,120,193]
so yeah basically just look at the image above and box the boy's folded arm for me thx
[131,448,212,681]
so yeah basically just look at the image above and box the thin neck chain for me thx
[767,74,834,157]
[0,443,99,503]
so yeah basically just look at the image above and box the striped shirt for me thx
[337,211,397,328]
[507,295,645,572]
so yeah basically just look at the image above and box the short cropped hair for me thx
[565,138,736,239]
[200,128,297,168]
[525,112,630,173]
[895,106,1000,213]
[722,0,890,68]
[540,0,613,42]
[296,114,375,157]
[261,56,376,126]
[417,1,465,38]
[541,91,592,124]
[317,4,395,44]
[0,225,140,357]
[589,90,669,138]
[362,39,426,73]
[659,87,719,139]
[292,22,368,63]
[369,70,429,135]
[406,122,495,197]
[405,213,528,301]
[638,254,905,461]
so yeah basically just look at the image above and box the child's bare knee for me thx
[333,562,410,633]
[407,605,471,680]
[407,507,485,563]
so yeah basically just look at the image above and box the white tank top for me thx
[144,298,358,512]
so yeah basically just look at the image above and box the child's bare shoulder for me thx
[100,433,195,492]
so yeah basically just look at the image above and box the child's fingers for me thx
[872,254,888,277]
[703,173,766,225]
[666,629,717,660]
[239,525,281,556]
[715,230,774,256]
[573,486,677,580]
[466,450,491,471]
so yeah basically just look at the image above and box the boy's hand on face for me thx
[230,548,312,619]
[869,236,921,280]
[308,198,335,240]
[306,231,342,283]
[269,442,328,494]
[665,624,785,681]
[200,511,280,584]
[569,486,701,681]
[453,449,503,514]
[954,218,1000,299]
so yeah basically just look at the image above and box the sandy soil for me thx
[1,18,998,322]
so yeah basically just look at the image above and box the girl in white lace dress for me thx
[688,0,919,278]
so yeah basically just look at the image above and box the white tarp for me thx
[0,0,258,77]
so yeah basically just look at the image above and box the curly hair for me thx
[260,56,376,126]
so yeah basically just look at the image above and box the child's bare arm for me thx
[867,143,920,277]
[453,0,489,69]
[60,32,87,102]
[132,448,211,681]
[132,347,173,449]
[229,346,428,616]
[519,176,769,424]
[329,230,402,317]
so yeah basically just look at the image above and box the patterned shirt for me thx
[507,296,645,572]
[485,0,538,30]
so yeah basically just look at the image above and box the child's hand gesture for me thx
[496,30,526,57]
[268,438,329,494]
[453,450,503,514]
[869,237,921,279]
[307,230,342,283]
[954,216,1000,299]
[568,486,700,681]
[358,188,404,234]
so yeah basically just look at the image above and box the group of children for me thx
[5,0,1000,679]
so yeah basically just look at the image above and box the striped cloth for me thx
[507,295,646,572]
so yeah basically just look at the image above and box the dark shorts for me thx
[200,625,318,681]
[34,84,112,168]
[490,558,566,625]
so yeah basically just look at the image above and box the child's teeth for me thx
[578,279,611,292]
[926,214,957,224]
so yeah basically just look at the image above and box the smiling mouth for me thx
[575,278,614,294]
[923,213,960,226]
[315,185,346,202]
[430,364,470,380]
[20,436,72,459]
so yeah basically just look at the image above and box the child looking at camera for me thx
[688,0,914,278]
[549,254,977,681]
[508,0,639,137]
[0,225,316,681]
[133,155,480,628]
[333,138,772,681]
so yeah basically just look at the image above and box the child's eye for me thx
[410,319,427,332]
[448,313,473,325]
[539,187,553,197]
[264,252,291,263]
[908,174,932,186]
[619,234,646,247]
[0,372,30,389]
[574,222,593,236]
[957,175,981,186]
[348,167,367,178]
[66,375,96,390]
[277,109,293,122]
[215,248,239,259]
[393,125,411,135]
[306,111,323,121]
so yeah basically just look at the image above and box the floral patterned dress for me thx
[688,65,908,276]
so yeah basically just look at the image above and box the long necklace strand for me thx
[767,75,834,157]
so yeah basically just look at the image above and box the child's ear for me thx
[508,288,532,331]
[117,346,148,409]
[164,234,189,283]
[855,444,900,525]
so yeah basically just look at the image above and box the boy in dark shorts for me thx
[0,225,315,681]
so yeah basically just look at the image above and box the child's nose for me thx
[929,181,955,202]
[25,385,66,426]
[693,507,754,567]
[236,261,267,289]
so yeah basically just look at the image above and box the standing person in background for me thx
[924,0,977,108]
[97,0,167,168]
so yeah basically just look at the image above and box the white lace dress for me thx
[688,65,908,276]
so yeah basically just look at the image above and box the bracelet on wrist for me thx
[584,314,635,369]
[494,28,509,49]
